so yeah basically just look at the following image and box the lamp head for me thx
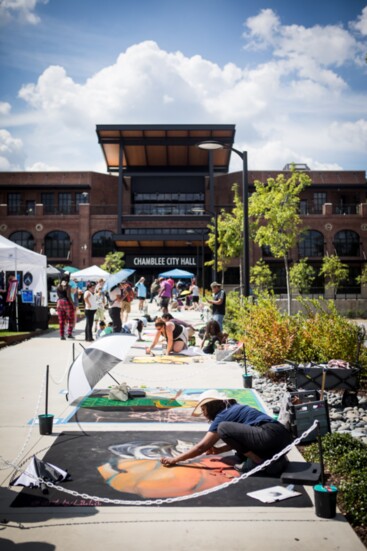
[197,141,225,151]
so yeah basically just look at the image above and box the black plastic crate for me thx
[289,390,331,443]
[291,366,360,392]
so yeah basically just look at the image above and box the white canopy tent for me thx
[71,265,109,281]
[0,235,47,302]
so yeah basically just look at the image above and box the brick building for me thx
[0,124,366,296]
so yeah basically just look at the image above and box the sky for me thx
[0,0,366,174]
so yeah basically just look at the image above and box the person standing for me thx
[134,277,147,312]
[56,277,75,340]
[189,279,200,310]
[158,277,172,315]
[207,281,226,331]
[108,283,123,333]
[94,288,106,333]
[83,281,97,342]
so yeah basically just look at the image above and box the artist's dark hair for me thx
[204,399,237,421]
[162,313,173,320]
[205,320,221,336]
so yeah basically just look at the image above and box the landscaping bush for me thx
[225,293,367,378]
[226,293,296,375]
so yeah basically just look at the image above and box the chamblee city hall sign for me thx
[128,255,197,268]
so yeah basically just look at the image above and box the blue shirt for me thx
[209,403,275,433]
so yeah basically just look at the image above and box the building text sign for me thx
[128,256,197,268]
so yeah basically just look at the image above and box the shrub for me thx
[303,433,367,527]
[227,294,297,375]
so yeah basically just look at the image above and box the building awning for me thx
[96,124,235,173]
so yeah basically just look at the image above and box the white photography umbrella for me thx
[67,334,136,404]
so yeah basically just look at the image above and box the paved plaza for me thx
[0,302,365,550]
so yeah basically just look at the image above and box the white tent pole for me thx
[15,247,19,331]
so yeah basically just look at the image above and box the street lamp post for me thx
[197,141,250,297]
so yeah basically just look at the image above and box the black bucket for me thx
[242,374,253,389]
[314,484,338,518]
[38,414,54,435]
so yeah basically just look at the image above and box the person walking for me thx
[83,281,97,342]
[56,277,75,340]
[158,277,172,315]
[120,280,135,324]
[149,278,160,304]
[134,277,147,312]
[207,281,226,331]
[160,389,292,476]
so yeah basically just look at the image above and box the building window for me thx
[76,192,89,213]
[337,266,361,295]
[299,200,308,215]
[334,230,360,257]
[92,230,114,257]
[59,193,72,214]
[42,192,55,214]
[313,193,326,214]
[132,192,204,215]
[8,192,21,215]
[26,200,36,215]
[45,230,71,258]
[261,245,273,257]
[9,231,35,250]
[299,230,324,258]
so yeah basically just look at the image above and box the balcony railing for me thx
[333,204,358,215]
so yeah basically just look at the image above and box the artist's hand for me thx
[146,347,151,354]
[161,457,177,467]
[205,447,218,455]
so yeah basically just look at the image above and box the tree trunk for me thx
[284,254,291,315]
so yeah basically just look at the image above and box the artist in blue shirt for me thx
[161,389,293,476]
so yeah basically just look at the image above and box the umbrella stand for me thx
[38,365,54,435]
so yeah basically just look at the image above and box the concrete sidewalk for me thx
[0,302,364,550]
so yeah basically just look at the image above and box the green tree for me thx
[289,258,316,295]
[206,184,243,288]
[101,251,125,273]
[356,265,367,286]
[249,168,312,314]
[320,254,349,299]
[250,259,274,296]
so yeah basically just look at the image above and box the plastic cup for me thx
[38,413,54,435]
[314,484,338,518]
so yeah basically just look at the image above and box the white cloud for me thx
[244,141,342,172]
[328,119,367,151]
[244,8,364,68]
[26,160,60,171]
[351,6,367,36]
[0,0,47,26]
[0,7,365,174]
[0,102,11,115]
[243,8,280,49]
[0,128,25,169]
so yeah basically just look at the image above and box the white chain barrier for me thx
[3,420,318,506]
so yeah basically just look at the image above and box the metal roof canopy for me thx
[96,124,235,174]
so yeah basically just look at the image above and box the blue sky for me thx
[0,0,366,173]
